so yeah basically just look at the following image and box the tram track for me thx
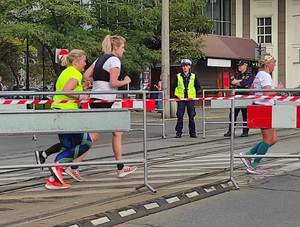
[1,130,300,226]
[0,129,299,194]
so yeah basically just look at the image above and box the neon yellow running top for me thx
[51,66,83,110]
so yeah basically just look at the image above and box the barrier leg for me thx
[202,90,206,138]
[136,92,156,193]
[32,134,44,170]
[162,91,166,139]
[230,93,239,189]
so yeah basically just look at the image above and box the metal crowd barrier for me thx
[0,90,156,193]
[130,90,166,139]
[229,88,300,189]
[200,88,300,189]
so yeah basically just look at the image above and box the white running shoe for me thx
[246,166,265,175]
[65,167,83,182]
[240,152,252,168]
[117,166,137,178]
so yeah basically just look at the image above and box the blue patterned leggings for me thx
[55,133,92,163]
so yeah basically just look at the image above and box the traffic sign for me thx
[55,48,69,64]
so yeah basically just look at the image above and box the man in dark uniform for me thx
[174,59,200,138]
[224,60,254,137]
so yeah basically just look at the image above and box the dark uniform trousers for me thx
[175,100,196,135]
[227,108,249,133]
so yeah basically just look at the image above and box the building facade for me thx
[233,0,300,88]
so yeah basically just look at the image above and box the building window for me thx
[294,48,300,64]
[257,17,272,44]
[204,0,232,36]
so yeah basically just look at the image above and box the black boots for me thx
[241,129,249,137]
[175,132,197,138]
[224,131,231,137]
[190,133,197,138]
[224,129,249,137]
[175,132,182,138]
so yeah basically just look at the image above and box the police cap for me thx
[180,59,192,66]
[237,60,249,66]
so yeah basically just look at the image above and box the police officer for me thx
[174,59,200,138]
[224,60,254,137]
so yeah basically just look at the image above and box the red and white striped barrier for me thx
[113,99,156,111]
[169,95,300,102]
[247,105,300,128]
[0,99,157,111]
[2,95,300,107]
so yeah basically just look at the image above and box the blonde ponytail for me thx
[101,34,126,54]
[102,35,112,54]
[60,49,86,66]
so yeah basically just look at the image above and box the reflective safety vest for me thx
[174,73,196,98]
[51,66,83,110]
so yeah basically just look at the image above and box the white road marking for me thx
[91,216,110,225]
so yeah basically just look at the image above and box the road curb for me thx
[57,180,233,227]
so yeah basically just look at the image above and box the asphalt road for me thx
[0,110,227,160]
[2,109,300,226]
[125,169,300,227]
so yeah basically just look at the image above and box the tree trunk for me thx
[9,64,20,89]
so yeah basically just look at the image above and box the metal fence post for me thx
[230,89,239,189]
[161,91,166,138]
[136,91,156,193]
[202,89,206,138]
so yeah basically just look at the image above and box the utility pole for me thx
[161,0,170,118]
[42,46,45,91]
[25,37,30,90]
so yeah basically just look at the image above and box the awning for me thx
[200,35,258,61]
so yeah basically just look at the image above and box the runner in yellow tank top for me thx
[45,49,99,190]
[51,65,83,110]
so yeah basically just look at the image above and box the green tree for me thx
[0,0,212,88]
[169,0,213,63]
[0,0,97,87]
[90,0,212,85]
[0,37,25,88]
[90,0,161,82]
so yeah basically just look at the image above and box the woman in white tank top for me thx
[84,35,137,178]
[240,54,283,174]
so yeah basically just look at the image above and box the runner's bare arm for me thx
[110,67,131,88]
[63,78,88,100]
[84,64,94,82]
